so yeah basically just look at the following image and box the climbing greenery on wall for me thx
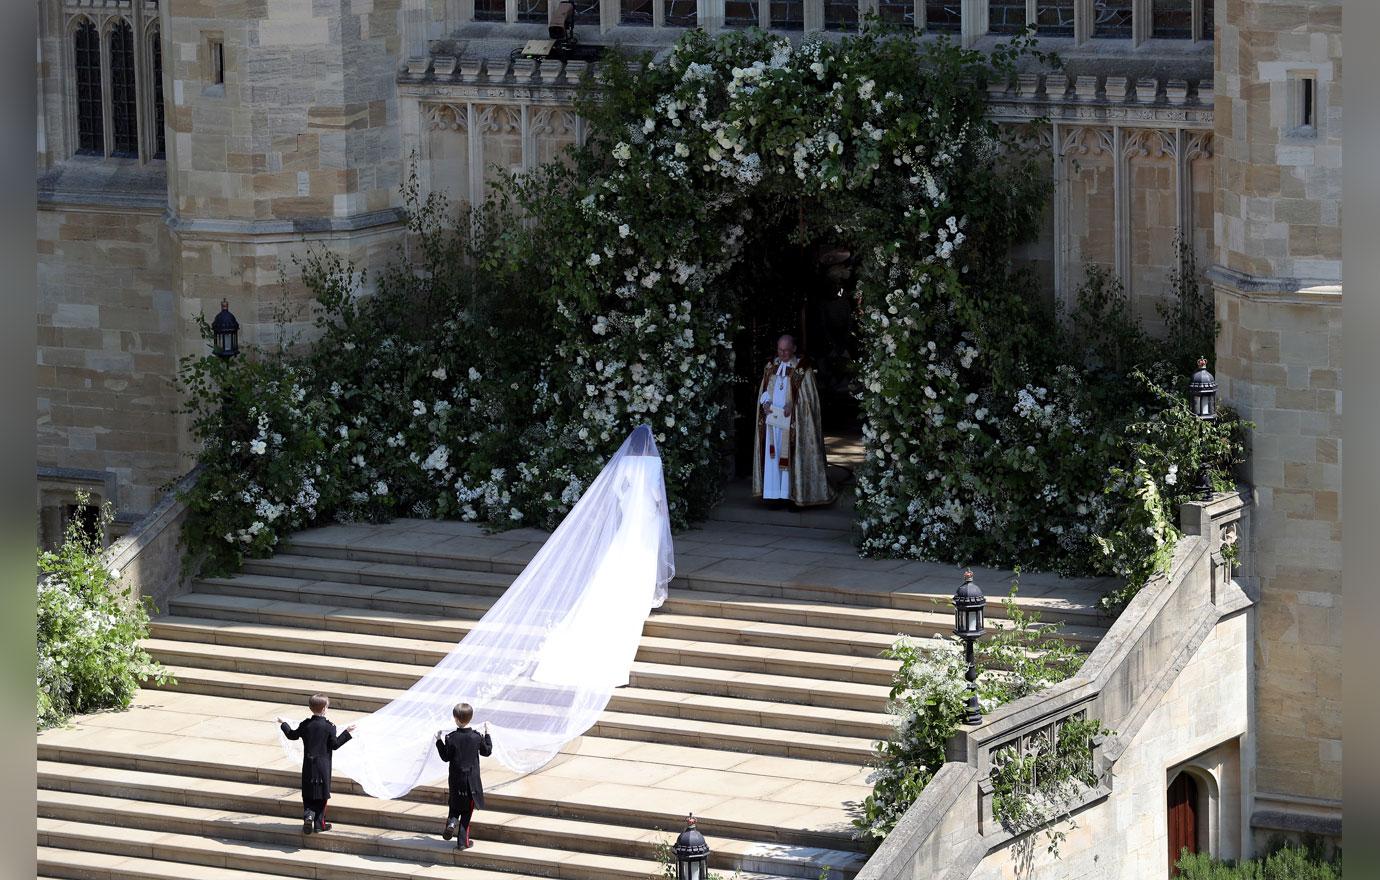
[175,25,1245,606]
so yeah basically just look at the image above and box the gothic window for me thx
[73,19,103,156]
[876,0,912,26]
[1036,0,1074,36]
[987,0,1025,33]
[575,0,600,25]
[724,0,760,27]
[517,0,548,25]
[1200,0,1213,40]
[924,0,961,31]
[473,0,505,20]
[770,0,804,30]
[1094,0,1133,37]
[622,0,654,25]
[1152,0,1191,39]
[149,28,165,160]
[824,0,858,30]
[665,0,697,27]
[109,19,139,157]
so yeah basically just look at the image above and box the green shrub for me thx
[1175,844,1341,880]
[37,494,171,729]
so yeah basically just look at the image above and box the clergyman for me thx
[752,334,834,508]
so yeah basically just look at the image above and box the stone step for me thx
[191,573,1098,658]
[38,789,829,880]
[37,698,868,853]
[243,551,1108,629]
[274,535,1108,626]
[147,617,891,712]
[37,762,864,879]
[38,847,303,880]
[192,574,936,657]
[164,594,900,686]
[141,639,894,740]
[147,665,879,763]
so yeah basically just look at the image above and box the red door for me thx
[1167,772,1199,877]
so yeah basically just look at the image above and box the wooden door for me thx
[1167,772,1199,877]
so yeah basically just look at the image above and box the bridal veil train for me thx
[277,426,675,799]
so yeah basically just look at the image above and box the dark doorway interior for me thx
[1167,771,1200,877]
[729,221,862,479]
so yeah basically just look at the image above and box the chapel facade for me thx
[35,0,1341,860]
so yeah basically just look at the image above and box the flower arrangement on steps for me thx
[175,25,1246,616]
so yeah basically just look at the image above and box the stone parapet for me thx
[856,529,1254,879]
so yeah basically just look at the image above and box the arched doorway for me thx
[1167,771,1200,877]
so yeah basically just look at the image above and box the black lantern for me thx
[672,814,710,880]
[1189,357,1218,420]
[211,299,240,359]
[953,570,986,725]
[1189,357,1218,499]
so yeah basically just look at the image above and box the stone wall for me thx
[37,201,179,517]
[1210,0,1343,838]
[968,605,1251,879]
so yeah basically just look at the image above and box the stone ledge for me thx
[1250,809,1342,838]
[37,157,167,211]
[1208,265,1343,304]
[166,208,407,240]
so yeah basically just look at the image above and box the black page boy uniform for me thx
[435,712,493,849]
[279,702,354,834]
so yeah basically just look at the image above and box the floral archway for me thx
[180,26,1241,603]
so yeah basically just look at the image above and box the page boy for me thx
[277,693,356,834]
[435,702,493,850]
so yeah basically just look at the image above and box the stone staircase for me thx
[38,478,1114,880]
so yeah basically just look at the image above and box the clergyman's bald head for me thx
[776,335,797,360]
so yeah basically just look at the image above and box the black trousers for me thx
[448,789,476,840]
[302,793,328,824]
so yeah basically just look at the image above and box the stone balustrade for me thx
[100,468,200,615]
[856,491,1253,880]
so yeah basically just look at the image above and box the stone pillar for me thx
[1209,0,1342,852]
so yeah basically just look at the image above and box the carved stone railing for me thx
[100,467,200,615]
[857,489,1252,880]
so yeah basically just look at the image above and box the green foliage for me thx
[174,26,1248,619]
[1175,844,1341,880]
[854,584,1086,843]
[36,493,171,729]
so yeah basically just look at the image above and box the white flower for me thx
[412,400,427,416]
[338,425,349,439]
[587,253,602,267]
[674,142,690,158]
[612,142,632,161]
[431,366,447,381]
[810,61,825,77]
[249,439,267,455]
[468,367,481,381]
[619,224,631,238]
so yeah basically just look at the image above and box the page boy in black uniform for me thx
[277,693,356,834]
[436,702,493,850]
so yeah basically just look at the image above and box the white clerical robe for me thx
[759,361,792,500]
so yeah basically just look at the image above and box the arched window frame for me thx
[62,6,165,164]
[144,21,166,160]
[105,16,140,158]
[68,15,104,157]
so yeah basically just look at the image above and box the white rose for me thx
[587,253,602,267]
[619,224,631,238]
[250,439,267,455]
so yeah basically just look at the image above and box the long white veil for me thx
[278,426,675,799]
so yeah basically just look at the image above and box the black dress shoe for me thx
[303,810,315,834]
[443,818,458,841]
[315,822,332,832]
[465,838,475,849]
